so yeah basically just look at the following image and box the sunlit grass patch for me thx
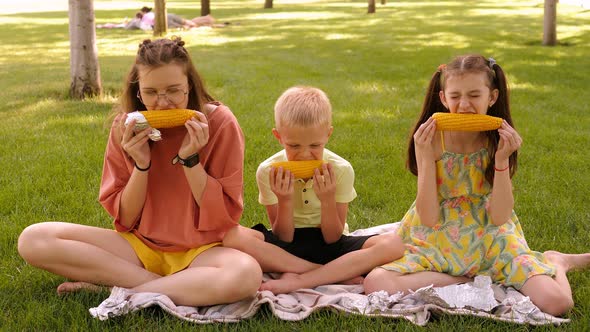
[1,0,589,330]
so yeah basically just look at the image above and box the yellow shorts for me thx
[118,232,221,276]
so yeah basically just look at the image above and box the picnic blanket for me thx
[89,223,568,326]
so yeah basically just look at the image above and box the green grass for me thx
[1,0,589,330]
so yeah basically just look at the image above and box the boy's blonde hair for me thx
[274,86,332,129]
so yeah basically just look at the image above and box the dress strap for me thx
[440,131,446,152]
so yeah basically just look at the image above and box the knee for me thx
[221,226,240,248]
[372,233,406,260]
[223,226,264,253]
[533,290,574,316]
[382,233,405,257]
[220,252,262,301]
[222,226,249,250]
[18,223,56,265]
[363,267,394,294]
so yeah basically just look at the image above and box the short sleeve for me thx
[334,162,357,203]
[256,162,278,206]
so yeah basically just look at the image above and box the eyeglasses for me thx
[137,87,188,107]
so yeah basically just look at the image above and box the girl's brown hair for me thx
[406,54,517,184]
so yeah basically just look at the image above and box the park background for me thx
[0,0,589,330]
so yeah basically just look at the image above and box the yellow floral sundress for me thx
[382,145,555,289]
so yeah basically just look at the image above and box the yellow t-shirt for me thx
[256,149,356,234]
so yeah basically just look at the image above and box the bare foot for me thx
[340,275,364,285]
[259,272,303,294]
[57,281,107,295]
[544,250,590,273]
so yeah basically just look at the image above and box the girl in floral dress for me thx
[363,54,590,316]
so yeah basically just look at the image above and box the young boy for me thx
[223,86,404,294]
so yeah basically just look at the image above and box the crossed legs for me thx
[363,250,590,317]
[261,232,405,294]
[18,222,262,306]
[222,225,320,274]
[223,226,406,294]
[519,250,590,316]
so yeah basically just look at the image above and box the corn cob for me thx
[432,112,502,132]
[270,160,324,179]
[139,109,198,129]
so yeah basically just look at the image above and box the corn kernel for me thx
[140,109,198,129]
[432,112,502,132]
[270,160,324,179]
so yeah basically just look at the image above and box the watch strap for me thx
[172,153,200,168]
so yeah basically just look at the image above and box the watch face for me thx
[182,153,200,167]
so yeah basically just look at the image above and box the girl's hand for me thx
[313,163,336,203]
[179,111,209,158]
[121,118,151,168]
[496,120,522,163]
[269,167,294,201]
[414,117,437,162]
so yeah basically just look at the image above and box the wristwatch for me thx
[172,153,200,168]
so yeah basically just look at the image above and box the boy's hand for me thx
[270,167,294,201]
[313,163,336,202]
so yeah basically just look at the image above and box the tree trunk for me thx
[154,0,168,37]
[68,0,101,99]
[264,0,273,9]
[201,0,211,16]
[368,0,376,14]
[543,0,557,46]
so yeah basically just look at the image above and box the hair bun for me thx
[171,36,185,47]
[139,39,152,49]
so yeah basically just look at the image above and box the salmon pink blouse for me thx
[99,103,244,251]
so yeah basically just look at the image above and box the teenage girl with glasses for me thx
[18,37,262,306]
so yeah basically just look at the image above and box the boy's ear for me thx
[272,128,282,143]
[327,126,334,138]
[439,90,448,109]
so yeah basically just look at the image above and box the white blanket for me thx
[89,223,568,326]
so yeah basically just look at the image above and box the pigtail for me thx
[407,68,447,176]
[484,60,518,184]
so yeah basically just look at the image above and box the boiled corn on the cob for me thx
[270,160,324,179]
[432,112,502,132]
[139,109,198,129]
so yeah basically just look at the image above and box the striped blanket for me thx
[89,223,568,326]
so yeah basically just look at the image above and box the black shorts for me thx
[251,223,375,265]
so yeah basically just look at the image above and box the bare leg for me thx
[363,268,471,295]
[132,246,262,306]
[519,250,590,316]
[222,225,319,273]
[544,250,590,271]
[19,222,262,306]
[260,232,405,294]
[181,19,196,28]
[341,276,365,285]
[18,222,159,290]
[59,250,261,306]
[191,15,215,26]
[57,282,106,295]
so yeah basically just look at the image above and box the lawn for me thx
[1,0,589,330]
